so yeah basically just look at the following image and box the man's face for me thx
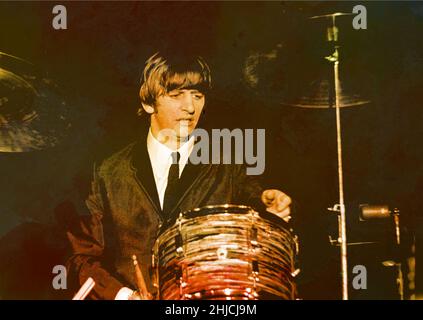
[147,88,205,143]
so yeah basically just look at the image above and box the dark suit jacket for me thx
[66,129,265,300]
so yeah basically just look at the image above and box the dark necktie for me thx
[163,151,180,218]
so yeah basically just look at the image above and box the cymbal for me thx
[243,38,371,108]
[0,52,70,152]
[309,12,355,20]
[279,75,370,109]
[243,50,370,108]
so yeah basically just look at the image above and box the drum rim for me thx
[179,204,254,222]
[186,204,253,214]
[160,204,290,231]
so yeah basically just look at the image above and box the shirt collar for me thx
[147,128,195,178]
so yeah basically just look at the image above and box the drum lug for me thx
[175,216,184,256]
[291,268,301,278]
[175,232,183,256]
[176,265,188,299]
[175,265,182,280]
[251,259,260,297]
[293,234,300,255]
[249,227,258,246]
[252,260,259,274]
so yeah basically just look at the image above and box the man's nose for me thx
[181,94,195,114]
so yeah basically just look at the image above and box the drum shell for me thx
[152,205,297,300]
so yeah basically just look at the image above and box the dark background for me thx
[0,1,422,299]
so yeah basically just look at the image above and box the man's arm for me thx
[65,164,125,300]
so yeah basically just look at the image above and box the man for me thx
[66,52,292,300]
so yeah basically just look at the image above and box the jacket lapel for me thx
[130,126,213,222]
[131,138,163,220]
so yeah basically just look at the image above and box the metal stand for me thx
[308,12,366,300]
[324,14,349,300]
[393,210,404,300]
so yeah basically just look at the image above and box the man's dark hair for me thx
[138,52,212,111]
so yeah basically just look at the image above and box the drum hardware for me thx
[305,11,374,299]
[178,267,187,300]
[328,236,377,246]
[328,205,373,246]
[330,203,410,300]
[360,205,401,245]
[249,226,259,246]
[359,205,406,300]
[176,213,184,256]
[174,213,186,299]
[291,233,301,279]
[247,213,260,299]
[151,238,160,295]
[175,232,183,256]
[291,268,301,278]
[249,214,259,281]
[293,233,300,256]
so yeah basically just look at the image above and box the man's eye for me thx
[169,92,182,98]
[193,94,204,100]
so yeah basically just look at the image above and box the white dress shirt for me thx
[147,128,195,210]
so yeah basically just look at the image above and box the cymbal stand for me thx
[320,13,349,300]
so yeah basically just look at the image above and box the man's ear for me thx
[141,103,155,115]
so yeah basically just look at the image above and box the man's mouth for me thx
[179,119,193,125]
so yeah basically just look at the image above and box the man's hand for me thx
[115,287,153,300]
[261,189,292,221]
[128,290,154,300]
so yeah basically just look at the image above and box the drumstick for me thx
[72,277,95,300]
[132,254,152,300]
